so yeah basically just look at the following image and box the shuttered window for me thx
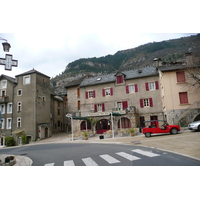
[126,84,138,93]
[176,71,186,82]
[179,92,188,104]
[117,75,124,84]
[140,98,153,108]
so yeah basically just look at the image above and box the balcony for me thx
[0,96,9,103]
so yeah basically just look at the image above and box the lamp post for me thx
[0,37,18,71]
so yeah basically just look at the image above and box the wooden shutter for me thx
[135,84,138,92]
[126,85,129,93]
[117,75,123,84]
[149,98,153,107]
[155,81,159,89]
[94,104,97,112]
[176,71,186,82]
[102,89,105,97]
[145,82,149,91]
[110,88,113,96]
[122,101,128,109]
[93,90,96,98]
[140,99,144,108]
[179,92,188,104]
[85,91,88,99]
[102,103,105,111]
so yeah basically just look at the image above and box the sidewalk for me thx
[1,130,200,165]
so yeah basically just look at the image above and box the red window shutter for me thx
[155,81,159,89]
[93,90,96,98]
[122,101,128,109]
[145,82,149,91]
[149,98,153,107]
[85,91,88,99]
[126,85,129,93]
[94,104,97,112]
[140,99,144,108]
[117,75,123,84]
[177,71,186,82]
[110,88,113,96]
[102,89,105,97]
[102,103,105,111]
[179,92,188,104]
[135,84,138,92]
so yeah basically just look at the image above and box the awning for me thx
[12,130,24,136]
[72,117,88,120]
[110,112,122,116]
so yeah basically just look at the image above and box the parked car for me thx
[188,120,200,131]
[142,120,181,137]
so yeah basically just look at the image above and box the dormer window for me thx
[116,75,124,84]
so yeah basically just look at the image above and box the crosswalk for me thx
[44,149,160,166]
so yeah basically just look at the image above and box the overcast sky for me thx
[0,1,199,79]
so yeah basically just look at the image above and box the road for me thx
[1,143,200,166]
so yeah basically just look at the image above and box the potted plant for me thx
[10,156,15,160]
[83,132,88,140]
[129,128,135,136]
[5,156,10,163]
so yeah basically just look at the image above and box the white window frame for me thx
[129,85,135,93]
[105,88,111,96]
[117,102,122,110]
[143,98,150,107]
[7,118,12,129]
[7,103,12,114]
[23,75,31,85]
[0,104,5,114]
[149,82,155,90]
[97,104,102,112]
[17,117,21,128]
[17,89,22,96]
[17,101,22,112]
[1,118,5,129]
[88,91,94,98]
[1,80,7,89]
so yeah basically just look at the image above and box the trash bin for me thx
[99,135,104,139]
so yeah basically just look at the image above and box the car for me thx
[188,120,200,131]
[142,120,181,137]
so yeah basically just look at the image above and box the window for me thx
[57,109,60,115]
[126,84,138,93]
[176,71,186,82]
[0,104,5,114]
[78,101,80,110]
[117,101,128,110]
[80,121,91,130]
[145,81,159,91]
[42,96,45,102]
[94,103,105,112]
[23,75,30,84]
[179,92,188,104]
[118,117,131,128]
[86,90,95,99]
[1,90,6,97]
[1,80,7,89]
[116,75,124,84]
[77,88,80,97]
[17,118,21,128]
[1,118,5,129]
[17,102,22,112]
[140,98,153,108]
[7,118,12,129]
[102,88,113,96]
[7,103,12,114]
[58,121,61,127]
[17,89,22,96]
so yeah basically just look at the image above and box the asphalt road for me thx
[1,143,200,166]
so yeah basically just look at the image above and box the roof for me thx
[79,66,158,87]
[15,69,50,78]
[158,64,200,72]
[0,74,16,83]
[65,76,86,88]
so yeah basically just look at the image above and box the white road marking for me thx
[44,163,55,166]
[132,149,160,157]
[116,152,141,161]
[100,154,121,164]
[82,157,99,166]
[64,160,75,166]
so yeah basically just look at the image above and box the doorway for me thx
[45,127,48,138]
[96,119,111,134]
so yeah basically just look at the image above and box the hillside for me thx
[51,34,200,87]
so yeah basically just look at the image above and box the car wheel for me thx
[145,132,151,137]
[197,125,200,132]
[170,128,178,134]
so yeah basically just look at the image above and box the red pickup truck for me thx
[142,120,181,137]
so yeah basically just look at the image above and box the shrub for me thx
[22,134,27,144]
[5,137,15,147]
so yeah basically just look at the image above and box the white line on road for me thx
[64,160,75,166]
[82,157,99,166]
[116,152,141,161]
[132,149,160,157]
[100,154,121,164]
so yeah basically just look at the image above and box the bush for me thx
[5,137,15,146]
[22,134,27,144]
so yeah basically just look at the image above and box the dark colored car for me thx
[142,120,181,137]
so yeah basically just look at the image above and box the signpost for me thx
[66,114,73,141]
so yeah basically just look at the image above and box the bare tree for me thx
[186,66,200,91]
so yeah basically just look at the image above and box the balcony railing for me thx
[0,96,9,103]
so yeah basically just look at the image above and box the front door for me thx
[96,119,111,134]
[150,116,158,127]
[45,127,48,138]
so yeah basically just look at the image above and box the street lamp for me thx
[0,37,11,52]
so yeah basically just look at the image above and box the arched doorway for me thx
[118,117,131,129]
[96,119,111,134]
[194,114,200,121]
[80,121,91,130]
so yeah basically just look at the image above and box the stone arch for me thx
[96,119,111,134]
[118,117,131,129]
[194,114,200,121]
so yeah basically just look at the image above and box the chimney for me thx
[153,58,162,67]
[185,52,194,66]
